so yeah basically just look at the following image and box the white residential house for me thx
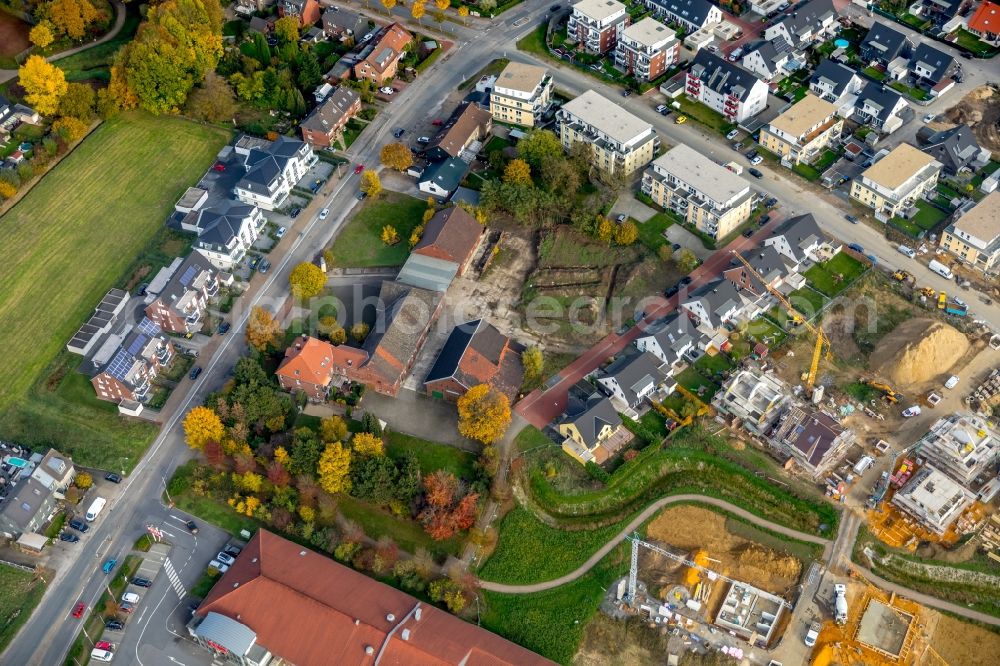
[809,59,864,116]
[566,0,630,54]
[635,313,706,368]
[183,201,267,271]
[852,82,911,135]
[762,0,838,50]
[763,213,839,268]
[234,135,317,211]
[596,351,672,411]
[685,50,768,123]
[741,40,793,82]
[641,0,722,33]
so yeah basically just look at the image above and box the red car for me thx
[72,602,85,619]
[353,164,364,175]
[95,641,114,651]
[431,119,443,126]
[213,162,226,172]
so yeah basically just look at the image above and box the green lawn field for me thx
[326,192,426,267]
[0,112,230,469]
[0,564,47,652]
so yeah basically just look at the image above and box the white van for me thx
[90,648,114,662]
[897,245,916,259]
[928,259,954,279]
[122,592,140,604]
[85,497,107,522]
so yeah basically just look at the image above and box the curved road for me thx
[0,1,127,82]
[478,495,832,593]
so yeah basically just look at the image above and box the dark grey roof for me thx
[301,88,360,133]
[810,58,858,95]
[601,351,668,406]
[322,8,368,36]
[911,43,954,84]
[424,319,510,390]
[775,0,836,41]
[745,38,791,72]
[561,394,622,448]
[641,313,701,365]
[238,136,309,195]
[688,279,745,325]
[856,82,906,122]
[772,213,824,259]
[689,50,763,102]
[918,124,982,174]
[860,23,908,61]
[738,245,791,286]
[159,252,216,307]
[419,157,469,194]
[647,0,718,28]
[0,477,51,532]
[195,201,256,250]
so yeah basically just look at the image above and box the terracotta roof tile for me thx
[970,0,1000,35]
[276,336,339,387]
[413,206,483,265]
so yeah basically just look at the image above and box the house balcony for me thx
[185,310,203,326]
[156,346,171,364]
[133,379,151,400]
[205,278,220,297]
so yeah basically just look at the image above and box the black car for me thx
[224,544,243,558]
[961,51,972,59]
[748,168,764,179]
[679,276,693,287]
[357,191,367,200]
[549,3,560,9]
[132,577,153,588]
[105,472,122,484]
[289,207,301,218]
[622,89,631,97]
[189,366,203,381]
[393,128,405,138]
[106,620,125,631]
[69,518,90,533]
[759,214,770,226]
[742,228,754,238]
[59,533,80,543]
[671,243,681,252]
[185,520,199,534]
[764,197,777,208]
[845,214,859,224]
[664,285,680,298]
[217,321,231,335]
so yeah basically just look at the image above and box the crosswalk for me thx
[163,559,186,599]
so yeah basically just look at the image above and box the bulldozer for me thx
[865,379,900,404]
[891,270,912,283]
[919,286,937,300]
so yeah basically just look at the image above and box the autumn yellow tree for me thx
[273,15,299,43]
[380,142,413,171]
[317,442,352,495]
[52,116,89,142]
[503,158,532,186]
[381,224,400,245]
[183,406,225,450]
[380,0,397,13]
[595,215,614,244]
[360,170,382,199]
[522,346,543,386]
[614,220,638,246]
[409,225,424,249]
[352,432,385,457]
[29,22,55,48]
[435,0,449,11]
[289,262,326,299]
[457,5,469,23]
[0,181,17,200]
[320,415,348,443]
[246,306,281,351]
[411,1,426,22]
[351,322,370,343]
[75,471,93,489]
[457,384,511,444]
[18,56,67,116]
[46,0,100,41]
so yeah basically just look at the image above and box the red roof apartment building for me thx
[424,319,524,402]
[144,253,222,335]
[191,530,554,666]
[354,23,412,84]
[566,0,630,54]
[299,87,362,148]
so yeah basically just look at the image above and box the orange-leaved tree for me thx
[456,384,510,444]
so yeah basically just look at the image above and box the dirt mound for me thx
[945,86,1000,154]
[874,318,968,386]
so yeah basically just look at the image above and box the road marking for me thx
[167,657,187,666]
[163,560,186,599]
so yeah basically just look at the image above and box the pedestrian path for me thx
[163,559,186,599]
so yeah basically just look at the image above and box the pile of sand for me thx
[874,318,968,386]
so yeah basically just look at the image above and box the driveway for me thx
[610,192,657,222]
[362,389,478,450]
[663,225,713,261]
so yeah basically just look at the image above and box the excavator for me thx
[653,384,712,428]
[730,251,831,396]
[865,379,900,404]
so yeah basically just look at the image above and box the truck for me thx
[834,583,848,625]
[724,161,743,175]
[945,300,968,316]
[85,497,107,522]
[928,259,954,280]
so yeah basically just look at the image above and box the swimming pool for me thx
[4,456,28,468]
[834,39,850,48]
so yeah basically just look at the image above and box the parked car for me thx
[248,256,260,270]
[380,87,396,95]
[902,405,922,417]
[72,602,85,619]
[725,129,740,140]
[289,207,301,218]
[102,558,117,574]
[416,136,430,144]
[706,44,718,52]
[944,375,960,389]
[622,89,631,97]
[674,115,687,124]
[185,520,199,534]
[764,197,777,208]
[655,104,668,113]
[897,244,916,259]
[671,243,681,252]
[392,127,405,138]
[119,602,135,614]
[845,214,859,224]
[742,228,754,238]
[353,164,364,175]
[122,593,140,604]
[209,560,230,573]
[659,106,671,116]
[759,214,770,225]
[224,544,243,558]
[732,141,742,151]
[357,191,367,200]
[848,242,865,253]
[616,213,627,223]
[276,226,287,238]
[217,321,231,335]
[212,162,226,172]
[679,276,693,287]
[95,641,115,651]
[923,113,935,123]
[748,168,764,179]
[105,620,125,631]
[550,3,561,10]
[90,649,114,663]
[258,259,270,274]
[216,551,236,566]
[132,577,152,588]
[431,119,444,126]
[60,533,80,543]
[105,472,122,484]
[319,208,330,220]
[69,518,89,533]
[189,366,202,381]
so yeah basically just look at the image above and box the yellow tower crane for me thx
[729,251,832,394]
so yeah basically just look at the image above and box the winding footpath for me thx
[478,495,832,593]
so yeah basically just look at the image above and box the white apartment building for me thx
[188,202,266,271]
[940,192,1000,274]
[566,0,630,54]
[614,17,680,82]
[849,143,942,221]
[641,143,754,239]
[558,89,658,176]
[758,94,843,165]
[685,50,769,123]
[234,136,317,211]
[489,62,553,128]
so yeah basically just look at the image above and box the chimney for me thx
[401,629,411,641]
[386,613,396,622]
[415,607,422,621]
[365,646,374,655]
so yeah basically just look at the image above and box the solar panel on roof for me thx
[106,348,135,382]
[179,265,198,287]
[136,318,160,337]
[126,334,148,357]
